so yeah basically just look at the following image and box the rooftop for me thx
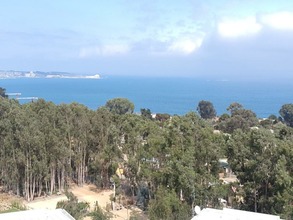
[0,209,75,220]
[191,208,281,220]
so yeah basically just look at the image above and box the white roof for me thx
[0,209,75,220]
[192,208,281,220]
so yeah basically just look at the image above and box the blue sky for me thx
[1,0,293,79]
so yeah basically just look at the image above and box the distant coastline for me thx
[0,70,100,79]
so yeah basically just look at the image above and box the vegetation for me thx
[88,202,112,220]
[0,89,293,219]
[0,201,27,214]
[105,98,134,115]
[56,191,90,219]
[197,100,217,119]
[217,102,258,133]
[280,104,293,127]
[0,87,8,98]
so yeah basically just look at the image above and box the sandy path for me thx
[25,184,145,219]
[26,185,113,211]
[26,194,68,209]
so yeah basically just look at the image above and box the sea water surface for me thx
[1,76,292,118]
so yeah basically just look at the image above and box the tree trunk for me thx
[254,187,257,212]
[82,146,86,184]
[61,165,65,192]
[50,165,55,194]
[38,180,42,197]
[25,157,30,201]
[57,166,61,192]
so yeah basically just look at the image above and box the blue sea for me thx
[1,76,292,118]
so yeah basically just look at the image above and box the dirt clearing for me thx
[24,184,144,219]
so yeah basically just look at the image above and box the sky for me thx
[0,0,293,80]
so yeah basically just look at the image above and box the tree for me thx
[0,87,8,98]
[197,100,216,119]
[218,103,258,133]
[227,102,243,115]
[227,129,293,217]
[56,191,90,220]
[141,108,152,120]
[89,202,112,220]
[279,104,293,127]
[148,187,190,220]
[105,98,134,115]
[155,113,170,123]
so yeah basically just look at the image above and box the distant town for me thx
[0,70,100,79]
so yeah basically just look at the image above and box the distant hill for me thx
[0,70,100,79]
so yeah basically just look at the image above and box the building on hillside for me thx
[218,158,238,184]
[0,209,75,220]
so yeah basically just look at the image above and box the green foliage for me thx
[280,104,293,127]
[148,187,190,220]
[227,129,293,218]
[129,209,148,220]
[10,201,27,211]
[227,102,243,114]
[155,113,170,122]
[56,191,90,220]
[105,98,134,115]
[1,95,293,219]
[0,201,27,213]
[141,108,152,120]
[218,102,258,133]
[0,87,8,98]
[88,202,112,220]
[197,100,217,119]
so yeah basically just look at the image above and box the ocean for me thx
[1,76,292,118]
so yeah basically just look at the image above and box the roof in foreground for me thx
[0,209,75,220]
[191,208,281,220]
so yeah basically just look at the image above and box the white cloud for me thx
[167,38,203,55]
[218,17,262,38]
[260,11,293,30]
[79,44,130,57]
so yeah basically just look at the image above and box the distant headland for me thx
[0,70,100,79]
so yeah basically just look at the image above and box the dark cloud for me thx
[190,26,293,80]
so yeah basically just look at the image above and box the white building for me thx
[0,209,75,220]
[192,208,281,220]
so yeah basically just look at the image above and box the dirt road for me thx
[25,184,143,220]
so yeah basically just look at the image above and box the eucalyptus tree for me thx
[105,98,134,115]
[140,108,152,120]
[145,112,225,210]
[117,113,153,186]
[227,128,293,218]
[13,101,49,201]
[148,187,191,220]
[65,103,92,186]
[0,87,8,98]
[168,113,224,207]
[197,100,217,119]
[218,102,258,133]
[0,98,23,196]
[280,104,293,127]
[25,100,62,195]
[87,107,120,188]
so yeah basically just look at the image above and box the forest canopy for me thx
[0,89,293,219]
